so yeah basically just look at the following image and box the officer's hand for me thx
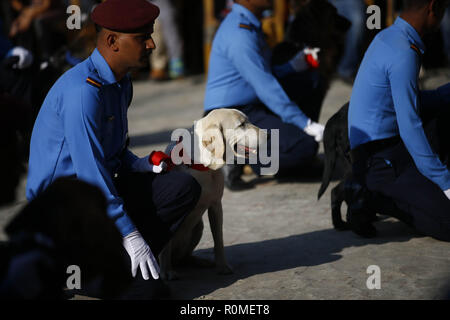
[123,230,160,280]
[304,120,324,142]
[7,46,34,69]
[289,47,320,72]
[151,161,168,174]
[444,189,450,201]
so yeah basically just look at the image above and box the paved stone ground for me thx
[1,69,449,300]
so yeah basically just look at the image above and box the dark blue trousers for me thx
[114,171,201,256]
[364,141,450,241]
[353,107,450,241]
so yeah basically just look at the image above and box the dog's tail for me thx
[317,105,346,200]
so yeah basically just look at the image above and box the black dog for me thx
[317,103,352,229]
[0,93,32,205]
[318,103,400,238]
[0,178,132,299]
[271,0,351,122]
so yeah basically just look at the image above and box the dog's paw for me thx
[216,264,233,275]
[160,270,180,281]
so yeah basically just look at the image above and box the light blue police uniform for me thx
[349,17,450,192]
[204,3,310,130]
[26,48,138,237]
[348,17,450,241]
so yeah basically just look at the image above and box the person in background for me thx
[348,0,450,241]
[204,0,326,190]
[441,6,450,64]
[328,0,366,84]
[149,0,185,80]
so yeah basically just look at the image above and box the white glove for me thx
[7,46,33,69]
[151,161,168,173]
[123,230,160,280]
[131,155,168,173]
[444,189,450,200]
[289,47,320,72]
[303,119,325,142]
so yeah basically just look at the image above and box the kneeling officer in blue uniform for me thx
[204,0,327,190]
[348,0,450,241]
[26,0,201,296]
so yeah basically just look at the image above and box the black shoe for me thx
[222,164,254,191]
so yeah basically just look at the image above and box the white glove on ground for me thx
[444,189,450,200]
[289,47,320,72]
[131,155,168,173]
[303,119,325,142]
[123,230,160,280]
[7,46,33,69]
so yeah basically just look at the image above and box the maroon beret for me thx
[91,0,160,33]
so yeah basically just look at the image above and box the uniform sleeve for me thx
[63,85,137,237]
[389,53,450,191]
[228,31,310,129]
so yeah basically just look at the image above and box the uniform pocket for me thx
[366,157,397,191]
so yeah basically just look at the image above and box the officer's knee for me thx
[171,172,202,205]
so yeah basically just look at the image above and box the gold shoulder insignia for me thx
[410,44,421,56]
[86,77,102,88]
[239,23,253,31]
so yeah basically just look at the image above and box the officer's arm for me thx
[228,33,309,129]
[389,52,450,191]
[63,85,137,237]
[420,82,450,111]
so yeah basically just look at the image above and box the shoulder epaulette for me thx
[410,44,421,56]
[86,77,102,89]
[239,23,253,31]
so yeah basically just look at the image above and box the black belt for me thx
[350,136,401,164]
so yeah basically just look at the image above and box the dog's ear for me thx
[200,125,225,170]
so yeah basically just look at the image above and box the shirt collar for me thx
[394,17,426,54]
[232,3,261,29]
[90,48,118,85]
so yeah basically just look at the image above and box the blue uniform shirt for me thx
[26,48,140,236]
[349,17,450,191]
[204,3,310,129]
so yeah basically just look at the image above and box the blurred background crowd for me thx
[1,0,449,82]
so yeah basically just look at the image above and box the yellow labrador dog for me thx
[159,108,264,280]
